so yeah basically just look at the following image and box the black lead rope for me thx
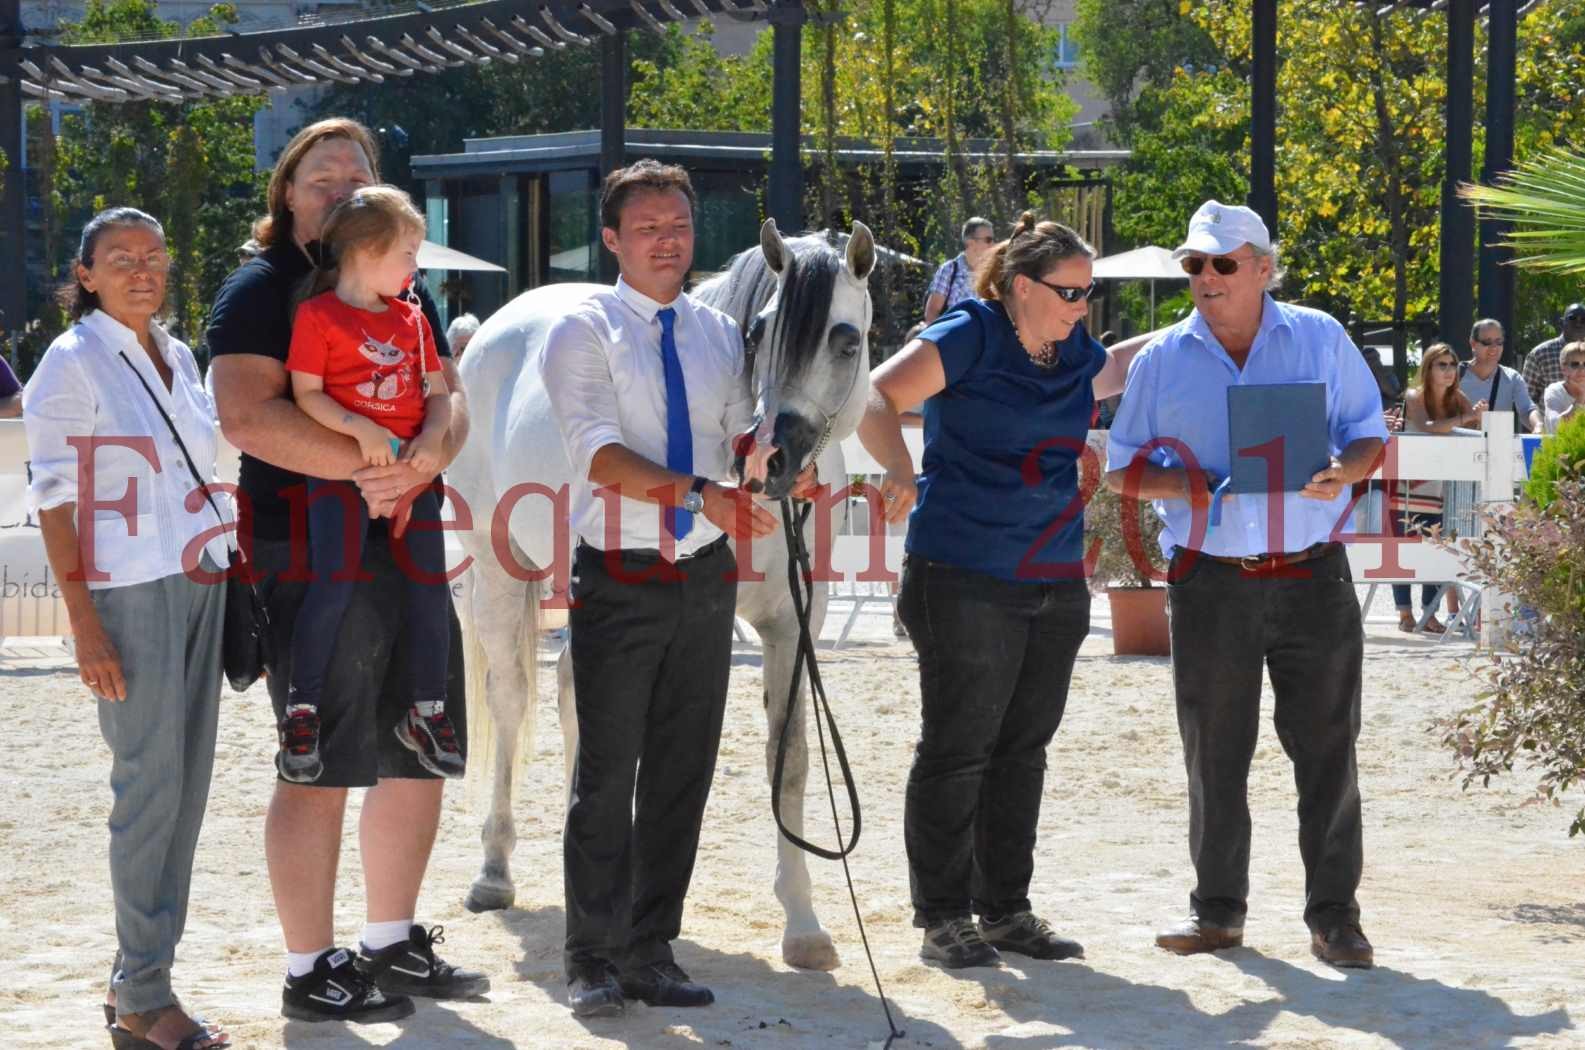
[771,497,906,1049]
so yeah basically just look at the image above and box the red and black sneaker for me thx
[394,705,465,779]
[275,704,324,783]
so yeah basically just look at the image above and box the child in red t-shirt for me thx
[279,185,462,783]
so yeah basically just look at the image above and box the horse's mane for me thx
[693,232,846,384]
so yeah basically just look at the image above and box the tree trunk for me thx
[1366,14,1411,356]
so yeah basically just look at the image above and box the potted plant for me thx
[1082,440,1171,656]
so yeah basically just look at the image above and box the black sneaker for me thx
[920,917,1002,969]
[979,911,1085,960]
[394,707,466,778]
[356,924,490,1000]
[275,704,323,783]
[282,948,414,1023]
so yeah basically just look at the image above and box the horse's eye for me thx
[829,323,861,358]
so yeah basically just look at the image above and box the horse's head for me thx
[735,218,876,499]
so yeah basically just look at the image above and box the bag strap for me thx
[1489,367,1502,409]
[116,350,237,556]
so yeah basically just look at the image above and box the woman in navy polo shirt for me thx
[857,212,1141,971]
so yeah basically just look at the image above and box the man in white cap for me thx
[1105,200,1387,968]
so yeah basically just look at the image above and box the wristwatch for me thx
[682,476,709,514]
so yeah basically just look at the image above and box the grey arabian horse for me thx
[447,219,877,970]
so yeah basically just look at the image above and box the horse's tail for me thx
[460,538,542,809]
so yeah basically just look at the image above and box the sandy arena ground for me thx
[3,595,1581,1049]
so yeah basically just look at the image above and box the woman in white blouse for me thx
[1542,341,1585,435]
[24,208,231,1050]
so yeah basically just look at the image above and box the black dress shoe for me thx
[568,969,624,1018]
[618,962,714,1007]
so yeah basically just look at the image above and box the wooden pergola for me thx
[0,0,811,339]
[1250,0,1524,358]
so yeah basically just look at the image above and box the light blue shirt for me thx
[1107,296,1389,558]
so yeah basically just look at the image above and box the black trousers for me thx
[897,556,1090,927]
[1166,545,1364,931]
[562,538,737,978]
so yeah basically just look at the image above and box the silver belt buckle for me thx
[1240,553,1268,572]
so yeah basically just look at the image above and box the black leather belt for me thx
[579,533,729,565]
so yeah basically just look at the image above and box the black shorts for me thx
[255,528,468,788]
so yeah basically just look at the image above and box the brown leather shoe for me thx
[1155,917,1243,955]
[1311,923,1374,968]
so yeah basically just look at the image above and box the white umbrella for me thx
[418,240,507,273]
[1091,245,1186,329]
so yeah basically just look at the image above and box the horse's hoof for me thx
[782,931,841,971]
[464,881,515,913]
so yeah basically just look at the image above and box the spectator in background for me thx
[446,313,481,359]
[0,353,20,417]
[1461,319,1539,432]
[1393,342,1483,634]
[923,218,995,323]
[1542,341,1585,434]
[1522,302,1585,405]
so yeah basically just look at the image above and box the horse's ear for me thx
[846,220,877,281]
[760,218,792,275]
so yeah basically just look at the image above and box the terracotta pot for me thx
[1106,585,1170,656]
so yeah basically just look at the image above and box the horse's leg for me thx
[463,542,539,913]
[556,637,577,806]
[759,602,841,972]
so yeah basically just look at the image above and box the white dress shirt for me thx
[23,310,232,589]
[540,278,753,555]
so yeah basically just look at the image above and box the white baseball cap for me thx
[1171,200,1272,260]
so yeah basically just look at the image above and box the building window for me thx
[1054,24,1080,69]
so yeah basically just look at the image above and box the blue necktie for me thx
[656,307,693,540]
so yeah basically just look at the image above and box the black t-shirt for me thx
[206,241,452,541]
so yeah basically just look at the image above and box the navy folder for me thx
[1225,382,1330,494]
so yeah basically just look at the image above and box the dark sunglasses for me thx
[1031,276,1097,303]
[1179,255,1244,277]
[1564,360,1585,370]
[1475,337,1505,347]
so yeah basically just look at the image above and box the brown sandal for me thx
[107,1005,229,1050]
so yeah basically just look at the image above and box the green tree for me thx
[1072,0,1221,144]
[31,0,267,356]
[1074,0,1585,342]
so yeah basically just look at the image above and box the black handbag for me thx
[118,352,272,692]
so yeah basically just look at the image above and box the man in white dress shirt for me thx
[541,159,778,1018]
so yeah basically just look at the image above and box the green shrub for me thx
[1445,475,1585,835]
[1522,411,1585,508]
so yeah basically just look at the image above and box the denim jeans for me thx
[289,479,449,712]
[1391,510,1444,613]
[897,556,1090,926]
[1165,545,1364,931]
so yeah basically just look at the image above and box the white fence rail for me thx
[0,414,1537,648]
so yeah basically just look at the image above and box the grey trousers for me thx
[92,560,225,1016]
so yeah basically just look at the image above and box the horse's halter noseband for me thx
[748,280,868,475]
